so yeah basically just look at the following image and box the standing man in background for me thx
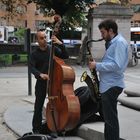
[30,30,69,134]
[89,19,129,140]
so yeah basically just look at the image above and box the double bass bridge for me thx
[47,96,58,100]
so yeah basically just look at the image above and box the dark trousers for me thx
[32,80,47,132]
[101,86,123,140]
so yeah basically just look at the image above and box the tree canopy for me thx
[26,0,131,30]
[26,0,96,30]
[1,0,131,30]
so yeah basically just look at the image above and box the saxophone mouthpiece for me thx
[86,38,103,46]
[98,38,104,41]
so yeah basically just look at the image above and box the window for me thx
[132,5,140,13]
[0,2,7,11]
[35,20,47,30]
[131,27,140,46]
[16,4,27,14]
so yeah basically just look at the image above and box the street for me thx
[0,62,139,140]
[0,66,29,140]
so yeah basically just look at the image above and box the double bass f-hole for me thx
[47,90,64,101]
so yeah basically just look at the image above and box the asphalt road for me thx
[0,62,139,140]
[0,66,29,140]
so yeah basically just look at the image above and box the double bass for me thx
[46,15,80,132]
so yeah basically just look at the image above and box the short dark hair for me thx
[98,19,118,34]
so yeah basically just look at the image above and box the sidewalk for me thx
[2,65,140,140]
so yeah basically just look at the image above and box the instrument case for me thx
[17,132,52,140]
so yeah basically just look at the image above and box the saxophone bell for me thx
[80,70,101,103]
[80,71,87,82]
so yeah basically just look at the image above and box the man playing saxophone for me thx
[89,19,129,140]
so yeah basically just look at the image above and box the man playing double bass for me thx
[29,29,69,134]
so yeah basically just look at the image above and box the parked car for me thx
[8,36,19,44]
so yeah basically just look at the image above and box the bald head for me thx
[36,31,47,48]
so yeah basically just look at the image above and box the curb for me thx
[77,123,104,140]
[124,90,140,97]
[118,96,140,111]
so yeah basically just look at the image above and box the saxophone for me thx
[80,39,103,103]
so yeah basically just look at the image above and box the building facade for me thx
[0,0,140,31]
[0,1,53,31]
[130,0,140,27]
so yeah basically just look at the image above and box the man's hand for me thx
[40,73,49,80]
[88,60,96,69]
[51,35,63,45]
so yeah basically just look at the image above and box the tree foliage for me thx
[1,0,25,21]
[27,0,95,30]
[14,27,26,41]
[26,0,131,30]
[1,0,131,29]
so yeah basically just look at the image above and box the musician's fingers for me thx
[88,61,92,69]
[89,61,96,69]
